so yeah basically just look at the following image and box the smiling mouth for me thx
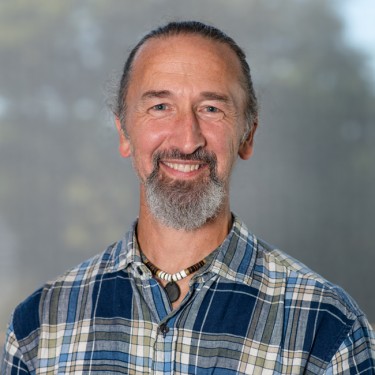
[163,162,202,172]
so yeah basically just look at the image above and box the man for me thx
[2,21,374,374]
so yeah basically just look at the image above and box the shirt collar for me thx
[100,220,141,274]
[197,215,258,284]
[103,214,258,284]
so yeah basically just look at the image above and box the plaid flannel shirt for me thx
[2,216,375,374]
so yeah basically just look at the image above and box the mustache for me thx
[150,148,219,181]
[153,148,217,164]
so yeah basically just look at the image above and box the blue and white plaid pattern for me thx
[2,216,375,374]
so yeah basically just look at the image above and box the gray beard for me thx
[144,149,226,231]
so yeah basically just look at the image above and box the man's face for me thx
[116,34,255,229]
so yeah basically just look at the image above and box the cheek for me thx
[128,132,166,176]
[131,123,171,153]
[216,135,241,173]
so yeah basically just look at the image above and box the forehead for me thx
[128,34,244,92]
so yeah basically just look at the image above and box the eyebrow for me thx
[199,91,231,103]
[141,90,172,100]
[140,90,231,103]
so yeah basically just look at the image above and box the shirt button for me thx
[137,266,143,276]
[159,323,169,337]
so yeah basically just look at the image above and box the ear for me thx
[238,118,258,160]
[115,116,132,158]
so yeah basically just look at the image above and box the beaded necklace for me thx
[143,257,206,303]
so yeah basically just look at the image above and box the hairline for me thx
[115,23,258,139]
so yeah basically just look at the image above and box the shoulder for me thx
[256,238,372,354]
[3,241,123,371]
[11,241,121,340]
[255,238,362,319]
[231,217,361,316]
[253,238,375,366]
[12,287,44,343]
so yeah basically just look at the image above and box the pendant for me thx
[164,281,180,303]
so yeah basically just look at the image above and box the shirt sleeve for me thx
[324,315,375,374]
[2,317,31,375]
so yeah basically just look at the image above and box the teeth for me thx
[164,162,200,172]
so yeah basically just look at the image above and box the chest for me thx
[35,272,328,374]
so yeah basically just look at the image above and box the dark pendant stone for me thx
[164,282,180,303]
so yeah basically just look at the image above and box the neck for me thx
[136,192,232,274]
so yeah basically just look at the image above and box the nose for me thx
[169,109,206,154]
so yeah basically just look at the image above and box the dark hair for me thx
[115,21,258,137]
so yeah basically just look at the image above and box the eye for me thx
[205,106,219,113]
[147,102,174,118]
[198,105,224,120]
[152,103,168,111]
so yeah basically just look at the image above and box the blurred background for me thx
[1,0,374,349]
